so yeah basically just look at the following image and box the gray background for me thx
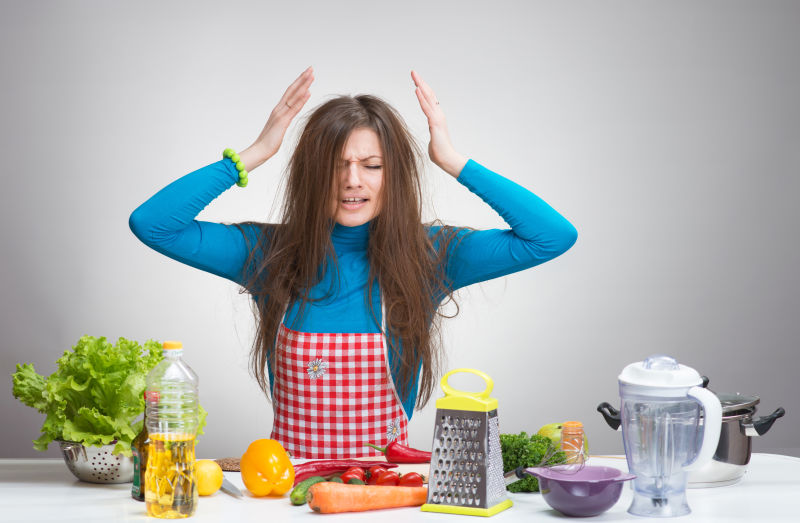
[2,0,798,460]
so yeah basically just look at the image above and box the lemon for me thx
[196,459,223,496]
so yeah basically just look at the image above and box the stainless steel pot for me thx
[596,377,784,488]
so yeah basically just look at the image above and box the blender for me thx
[618,355,721,517]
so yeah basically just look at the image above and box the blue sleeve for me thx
[444,159,577,290]
[128,159,258,285]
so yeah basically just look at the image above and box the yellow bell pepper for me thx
[240,439,295,496]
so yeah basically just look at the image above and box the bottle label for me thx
[132,448,141,496]
[145,390,159,402]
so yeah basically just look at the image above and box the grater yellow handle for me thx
[440,368,494,399]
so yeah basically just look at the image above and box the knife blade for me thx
[220,477,244,498]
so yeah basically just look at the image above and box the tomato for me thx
[340,467,366,484]
[344,467,365,481]
[398,472,424,487]
[367,465,388,484]
[375,470,400,486]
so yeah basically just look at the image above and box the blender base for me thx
[628,492,690,518]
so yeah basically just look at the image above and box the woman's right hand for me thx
[241,67,315,169]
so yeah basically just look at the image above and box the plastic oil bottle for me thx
[144,340,199,518]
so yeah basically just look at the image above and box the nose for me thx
[343,161,362,188]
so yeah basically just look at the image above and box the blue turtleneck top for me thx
[129,158,577,417]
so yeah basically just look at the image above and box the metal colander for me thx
[59,440,134,484]
[421,369,512,517]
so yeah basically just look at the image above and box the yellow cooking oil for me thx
[144,432,197,518]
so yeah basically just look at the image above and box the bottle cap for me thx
[163,340,183,350]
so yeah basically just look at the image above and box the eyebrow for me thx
[343,155,383,161]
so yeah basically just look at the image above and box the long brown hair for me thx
[239,95,461,409]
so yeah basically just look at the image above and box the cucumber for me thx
[346,477,365,485]
[290,476,326,505]
[328,476,343,483]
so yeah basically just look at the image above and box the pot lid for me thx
[619,354,703,388]
[715,392,760,414]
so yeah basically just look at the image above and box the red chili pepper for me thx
[292,460,397,486]
[398,472,424,487]
[375,470,400,486]
[364,441,432,464]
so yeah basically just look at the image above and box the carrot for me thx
[306,482,428,513]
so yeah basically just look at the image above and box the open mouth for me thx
[341,197,369,209]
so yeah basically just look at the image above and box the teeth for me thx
[343,198,366,203]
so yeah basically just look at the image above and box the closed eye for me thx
[366,165,382,170]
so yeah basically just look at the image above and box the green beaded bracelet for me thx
[223,148,249,187]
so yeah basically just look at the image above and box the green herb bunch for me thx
[500,431,567,492]
[12,335,207,456]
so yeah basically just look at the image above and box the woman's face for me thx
[332,127,384,227]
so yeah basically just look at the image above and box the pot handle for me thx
[597,402,622,431]
[684,386,722,472]
[752,407,786,436]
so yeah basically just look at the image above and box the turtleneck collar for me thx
[331,221,370,252]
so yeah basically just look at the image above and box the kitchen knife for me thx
[221,477,244,499]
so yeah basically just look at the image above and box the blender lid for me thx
[716,392,760,414]
[619,354,704,388]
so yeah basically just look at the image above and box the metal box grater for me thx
[421,369,512,517]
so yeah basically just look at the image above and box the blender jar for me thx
[619,355,721,517]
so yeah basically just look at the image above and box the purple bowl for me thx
[524,465,636,517]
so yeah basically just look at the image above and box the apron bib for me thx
[270,306,410,459]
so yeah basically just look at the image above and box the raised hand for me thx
[239,67,315,171]
[255,66,315,159]
[411,70,467,178]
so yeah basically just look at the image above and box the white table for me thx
[1,454,798,522]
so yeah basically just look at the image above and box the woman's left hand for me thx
[411,70,467,178]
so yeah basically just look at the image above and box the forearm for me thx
[237,142,273,173]
[438,152,468,179]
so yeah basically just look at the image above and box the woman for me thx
[129,67,577,459]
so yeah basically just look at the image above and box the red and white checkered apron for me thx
[270,316,410,459]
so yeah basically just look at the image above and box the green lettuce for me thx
[12,336,207,456]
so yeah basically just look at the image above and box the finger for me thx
[410,69,421,87]
[411,70,439,107]
[285,72,314,109]
[286,90,312,117]
[278,66,314,106]
[414,86,434,118]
